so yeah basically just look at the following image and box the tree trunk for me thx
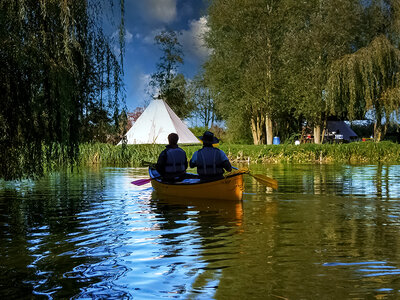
[321,127,326,144]
[251,117,261,145]
[320,119,327,144]
[266,115,273,145]
[373,111,387,142]
[374,122,384,142]
[314,125,321,144]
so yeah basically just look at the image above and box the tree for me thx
[327,36,400,141]
[188,72,219,127]
[205,0,289,144]
[281,0,362,144]
[0,0,125,180]
[128,107,145,126]
[149,30,192,118]
[327,0,400,141]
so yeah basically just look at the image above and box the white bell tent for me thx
[118,99,200,145]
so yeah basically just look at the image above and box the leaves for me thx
[149,30,192,119]
[204,0,400,143]
[0,0,125,180]
[327,35,400,140]
[205,0,286,144]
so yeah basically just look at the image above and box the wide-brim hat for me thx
[198,131,219,144]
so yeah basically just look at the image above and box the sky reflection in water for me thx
[1,164,400,299]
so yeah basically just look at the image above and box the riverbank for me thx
[77,141,400,166]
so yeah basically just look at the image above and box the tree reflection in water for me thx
[1,165,400,299]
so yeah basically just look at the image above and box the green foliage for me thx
[79,143,165,166]
[203,0,400,144]
[204,0,364,144]
[224,115,253,144]
[327,35,400,141]
[189,126,209,138]
[187,72,220,127]
[149,30,193,118]
[205,0,287,144]
[64,142,400,167]
[219,142,400,164]
[189,125,229,143]
[350,122,374,138]
[7,142,397,174]
[282,0,361,127]
[165,73,193,119]
[0,0,125,180]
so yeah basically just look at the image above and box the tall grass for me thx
[78,143,165,166]
[74,141,400,167]
[221,141,400,164]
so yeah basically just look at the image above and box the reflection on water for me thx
[1,164,400,299]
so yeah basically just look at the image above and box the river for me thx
[1,164,400,299]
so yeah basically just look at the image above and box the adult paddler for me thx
[189,131,232,180]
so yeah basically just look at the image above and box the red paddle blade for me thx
[131,178,152,186]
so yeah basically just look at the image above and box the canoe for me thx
[149,167,245,201]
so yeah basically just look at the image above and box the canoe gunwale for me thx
[149,166,245,201]
[148,167,246,186]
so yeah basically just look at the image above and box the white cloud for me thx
[180,16,211,62]
[111,29,134,57]
[111,29,134,47]
[142,0,177,23]
[125,29,133,44]
[131,73,159,105]
[142,28,164,44]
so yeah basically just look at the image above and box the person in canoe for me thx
[190,131,232,180]
[156,133,188,182]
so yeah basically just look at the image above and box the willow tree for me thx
[0,0,125,180]
[327,0,400,142]
[205,0,287,144]
[280,0,362,144]
[327,36,400,141]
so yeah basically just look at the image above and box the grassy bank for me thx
[77,141,400,166]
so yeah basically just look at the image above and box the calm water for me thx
[1,164,400,299]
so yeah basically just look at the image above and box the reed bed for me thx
[75,141,400,166]
[221,141,400,164]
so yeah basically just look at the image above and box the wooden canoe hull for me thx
[150,169,244,201]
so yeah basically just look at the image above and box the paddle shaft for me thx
[131,174,161,186]
[232,167,278,190]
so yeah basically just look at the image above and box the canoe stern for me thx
[151,173,244,201]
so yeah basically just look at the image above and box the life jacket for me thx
[165,148,186,174]
[196,147,224,176]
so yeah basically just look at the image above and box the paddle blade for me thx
[251,174,278,190]
[131,178,152,186]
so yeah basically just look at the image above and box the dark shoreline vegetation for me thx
[3,1,400,181]
[4,142,399,181]
[75,142,400,167]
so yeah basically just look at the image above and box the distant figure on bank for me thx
[190,131,232,180]
[156,133,188,182]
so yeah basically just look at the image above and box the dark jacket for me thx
[156,145,188,180]
[189,145,232,179]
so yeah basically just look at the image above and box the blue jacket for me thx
[156,145,188,178]
[190,146,232,178]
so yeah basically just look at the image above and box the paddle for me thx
[232,167,278,190]
[131,162,157,185]
[131,178,152,186]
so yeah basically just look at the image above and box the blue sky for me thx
[122,0,209,111]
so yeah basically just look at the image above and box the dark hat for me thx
[198,131,219,144]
